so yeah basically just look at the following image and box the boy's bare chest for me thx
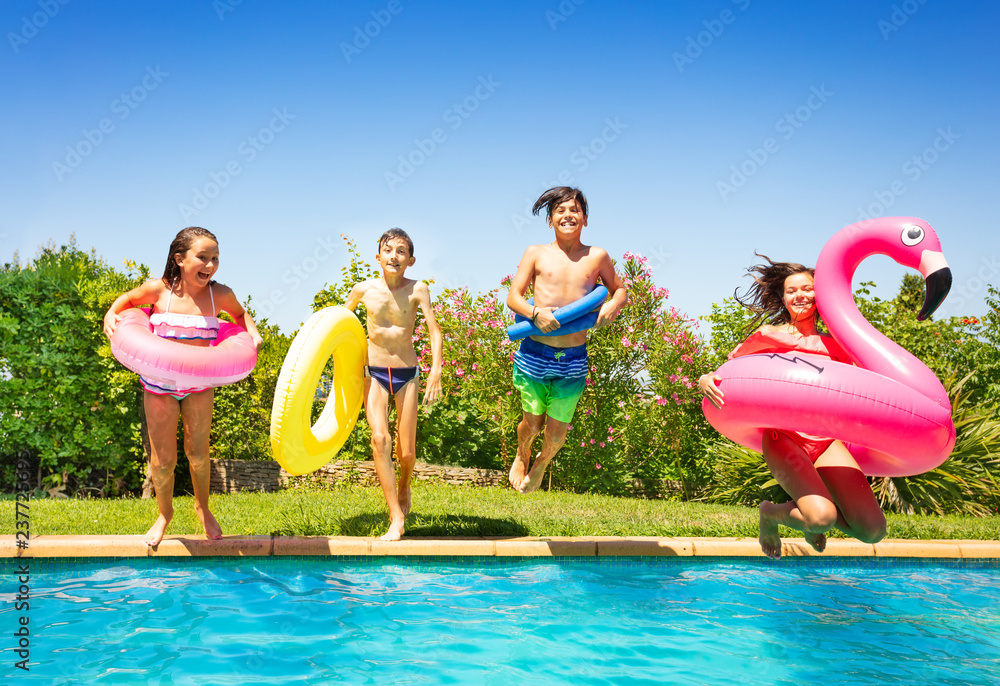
[364,287,416,320]
[535,252,599,283]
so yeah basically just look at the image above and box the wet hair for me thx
[531,186,589,221]
[161,226,218,286]
[377,228,413,256]
[734,252,818,333]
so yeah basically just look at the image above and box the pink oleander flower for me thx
[617,400,625,408]
[624,414,630,420]
[600,442,606,448]
[669,374,678,383]
[656,396,668,406]
[623,251,635,260]
[595,462,602,469]
[621,337,632,348]
[681,354,693,364]
[608,427,614,433]
[456,369,465,378]
[590,439,595,445]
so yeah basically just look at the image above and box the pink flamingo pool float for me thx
[703,216,956,477]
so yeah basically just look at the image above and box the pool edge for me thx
[2,535,999,558]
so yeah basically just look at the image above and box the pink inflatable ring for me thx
[702,216,956,478]
[110,308,258,388]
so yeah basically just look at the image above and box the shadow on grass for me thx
[340,512,530,538]
[271,506,529,538]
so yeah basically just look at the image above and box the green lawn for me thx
[3,483,999,540]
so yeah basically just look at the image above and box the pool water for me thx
[3,557,999,684]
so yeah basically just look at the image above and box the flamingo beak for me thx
[917,260,951,322]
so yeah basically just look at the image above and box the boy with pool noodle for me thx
[507,187,628,493]
[344,228,443,540]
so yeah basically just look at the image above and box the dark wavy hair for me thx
[161,226,218,286]
[531,186,588,221]
[378,227,413,256]
[734,252,817,333]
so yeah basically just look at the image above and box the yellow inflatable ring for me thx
[270,306,366,475]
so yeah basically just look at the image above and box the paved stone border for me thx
[2,536,998,558]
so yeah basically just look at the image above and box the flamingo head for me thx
[839,216,952,321]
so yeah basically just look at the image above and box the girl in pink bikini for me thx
[103,227,262,546]
[699,255,886,559]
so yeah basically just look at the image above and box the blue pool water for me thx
[3,557,999,685]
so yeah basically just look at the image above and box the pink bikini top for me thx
[149,283,220,341]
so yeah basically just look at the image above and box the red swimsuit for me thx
[729,329,852,462]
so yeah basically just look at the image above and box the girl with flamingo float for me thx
[700,217,955,559]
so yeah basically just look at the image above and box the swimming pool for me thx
[3,557,999,684]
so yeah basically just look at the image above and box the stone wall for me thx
[209,458,506,494]
[209,459,283,494]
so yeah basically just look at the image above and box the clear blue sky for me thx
[3,0,997,334]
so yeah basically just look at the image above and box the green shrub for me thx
[1,240,147,494]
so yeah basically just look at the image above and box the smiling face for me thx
[782,271,817,323]
[175,236,219,285]
[548,198,588,236]
[376,237,415,276]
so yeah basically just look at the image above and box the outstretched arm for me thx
[594,250,628,328]
[102,280,163,339]
[416,282,443,404]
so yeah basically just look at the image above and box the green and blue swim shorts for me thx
[512,337,588,423]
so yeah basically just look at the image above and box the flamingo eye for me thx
[901,225,925,246]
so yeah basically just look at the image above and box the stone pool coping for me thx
[2,535,999,558]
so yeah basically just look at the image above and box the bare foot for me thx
[805,531,827,553]
[508,454,529,488]
[380,518,405,541]
[143,513,172,547]
[517,460,549,494]
[195,507,223,540]
[398,481,412,517]
[758,501,782,559]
